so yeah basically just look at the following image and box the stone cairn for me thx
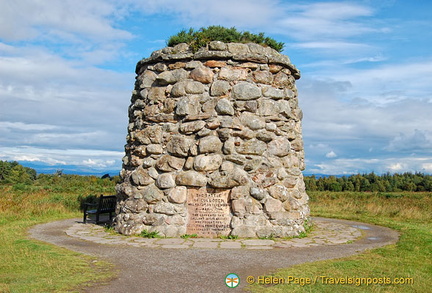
[114,41,310,238]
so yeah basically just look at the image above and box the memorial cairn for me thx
[114,41,310,238]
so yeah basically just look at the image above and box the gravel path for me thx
[29,217,399,293]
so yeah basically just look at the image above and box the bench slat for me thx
[83,195,116,224]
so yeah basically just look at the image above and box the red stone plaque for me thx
[186,187,231,237]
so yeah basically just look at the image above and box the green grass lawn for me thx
[248,191,432,292]
[1,176,431,292]
[0,176,116,293]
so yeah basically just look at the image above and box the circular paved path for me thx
[29,217,399,293]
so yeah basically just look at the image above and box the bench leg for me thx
[83,212,87,224]
[96,213,100,224]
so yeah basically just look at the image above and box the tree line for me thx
[304,172,432,192]
[2,160,432,192]
[0,160,37,184]
[0,160,119,187]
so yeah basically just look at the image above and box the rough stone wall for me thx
[115,41,310,238]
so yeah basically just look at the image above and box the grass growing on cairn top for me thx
[167,25,285,52]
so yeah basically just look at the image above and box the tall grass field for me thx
[0,173,431,292]
[0,175,116,293]
[249,191,432,292]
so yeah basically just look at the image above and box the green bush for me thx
[167,26,284,52]
[0,160,36,184]
[140,230,161,238]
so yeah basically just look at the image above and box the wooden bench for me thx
[83,194,117,224]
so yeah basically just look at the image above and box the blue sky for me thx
[1,0,431,176]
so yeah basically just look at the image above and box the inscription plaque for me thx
[186,187,231,237]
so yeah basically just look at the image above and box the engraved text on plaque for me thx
[186,187,231,237]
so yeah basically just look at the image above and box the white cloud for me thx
[0,43,133,87]
[0,1,134,174]
[129,0,281,28]
[310,158,381,175]
[0,146,123,169]
[326,151,337,158]
[422,163,432,173]
[299,68,432,147]
[0,43,131,162]
[0,0,133,66]
[385,130,432,153]
[344,55,387,64]
[0,122,58,131]
[298,2,373,20]
[331,60,432,103]
[277,2,377,41]
[0,0,132,42]
[13,156,67,166]
[388,162,405,172]
[300,69,432,175]
[1,0,430,176]
[82,159,116,168]
[307,157,432,175]
[127,0,384,60]
[293,41,372,51]
[309,143,329,149]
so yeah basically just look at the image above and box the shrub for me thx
[0,161,36,184]
[167,26,284,52]
[140,230,161,238]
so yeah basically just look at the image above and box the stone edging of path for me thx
[65,218,363,250]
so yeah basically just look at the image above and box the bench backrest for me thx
[97,195,117,212]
